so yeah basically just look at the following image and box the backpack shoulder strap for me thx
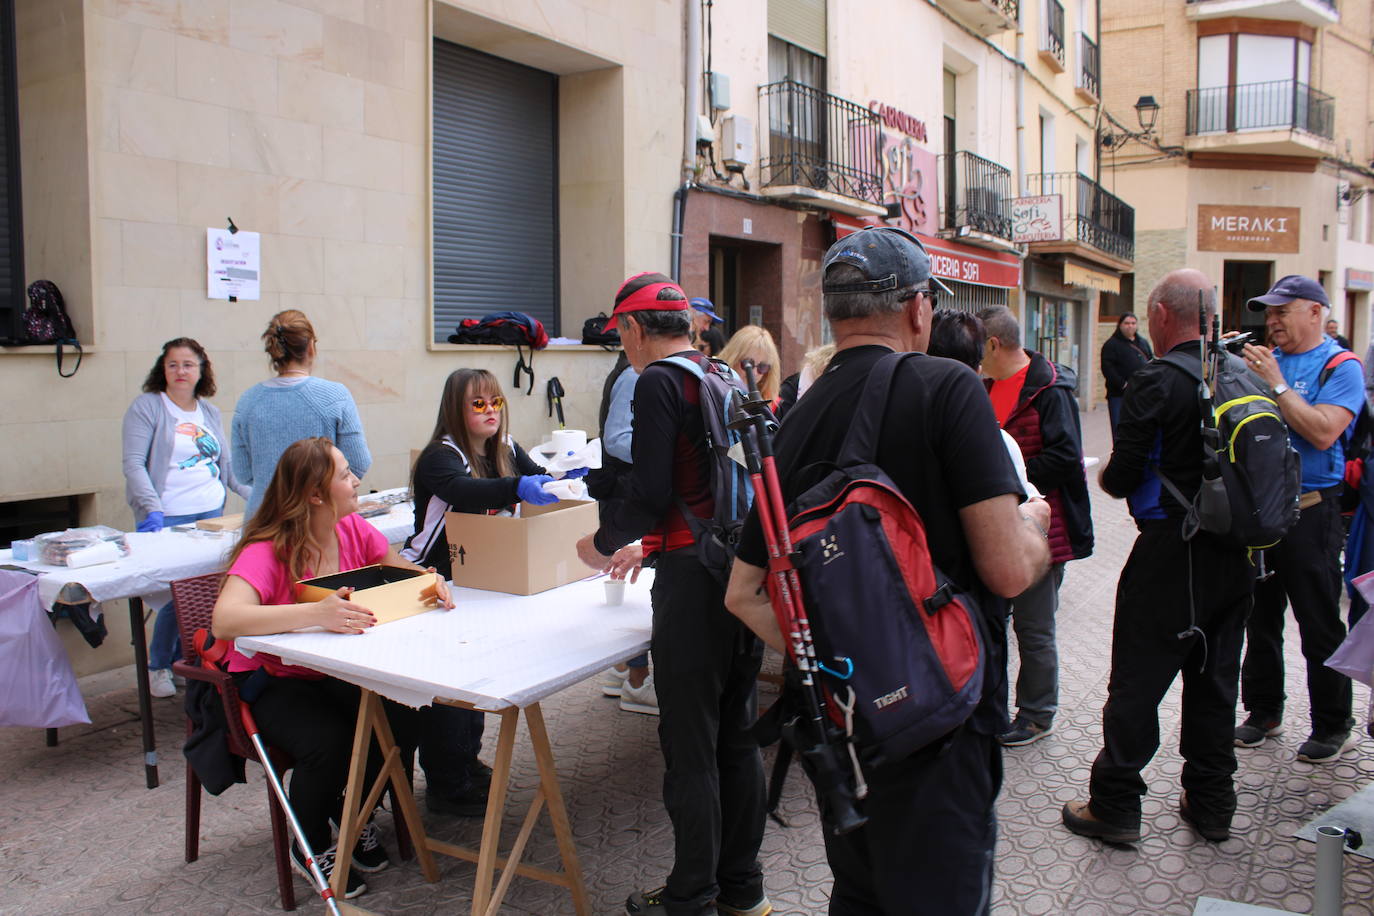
[654,353,706,379]
[1319,349,1360,388]
[1157,350,1204,384]
[837,351,918,467]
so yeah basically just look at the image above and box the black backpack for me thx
[651,352,756,585]
[780,352,986,765]
[19,280,82,377]
[1158,348,1300,549]
[582,312,620,348]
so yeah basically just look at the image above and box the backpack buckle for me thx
[923,582,954,616]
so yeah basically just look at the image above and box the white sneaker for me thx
[619,675,659,716]
[149,668,176,698]
[600,666,629,697]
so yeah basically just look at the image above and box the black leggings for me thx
[239,674,420,851]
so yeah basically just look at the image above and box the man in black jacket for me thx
[1101,313,1154,440]
[576,273,768,916]
[1063,269,1254,845]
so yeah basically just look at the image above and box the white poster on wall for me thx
[206,228,260,300]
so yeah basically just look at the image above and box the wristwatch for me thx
[1272,383,1291,398]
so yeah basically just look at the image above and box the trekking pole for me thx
[731,360,867,835]
[195,631,374,916]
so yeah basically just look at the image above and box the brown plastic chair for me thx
[169,572,417,910]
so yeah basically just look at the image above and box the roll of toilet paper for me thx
[65,540,120,568]
[550,429,587,454]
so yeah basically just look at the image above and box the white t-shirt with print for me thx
[159,394,226,516]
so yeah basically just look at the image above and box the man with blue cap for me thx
[689,297,724,338]
[1235,274,1363,763]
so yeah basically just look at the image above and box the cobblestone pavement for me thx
[4,405,1374,915]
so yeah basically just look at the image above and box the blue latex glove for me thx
[564,466,590,479]
[136,511,165,533]
[517,475,559,505]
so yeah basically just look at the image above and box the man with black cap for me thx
[1235,274,1363,762]
[724,227,1051,913]
[575,273,769,916]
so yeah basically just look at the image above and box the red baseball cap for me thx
[605,272,689,330]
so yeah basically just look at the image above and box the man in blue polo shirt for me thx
[1236,275,1364,763]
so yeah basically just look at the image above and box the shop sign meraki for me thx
[1197,205,1300,254]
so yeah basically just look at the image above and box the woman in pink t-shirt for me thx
[213,437,451,899]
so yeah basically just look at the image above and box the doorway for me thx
[1027,295,1071,364]
[1222,260,1272,333]
[708,237,783,340]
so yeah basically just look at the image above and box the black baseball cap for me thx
[822,226,953,297]
[1247,274,1330,311]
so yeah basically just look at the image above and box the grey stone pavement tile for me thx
[4,405,1374,914]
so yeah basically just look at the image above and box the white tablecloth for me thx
[235,572,653,711]
[1,489,418,610]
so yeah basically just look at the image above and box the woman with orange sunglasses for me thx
[400,368,565,817]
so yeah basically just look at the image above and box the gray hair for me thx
[1149,270,1216,326]
[823,264,917,322]
[977,306,1021,349]
[624,308,691,339]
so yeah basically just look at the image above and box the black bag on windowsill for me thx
[2,280,83,377]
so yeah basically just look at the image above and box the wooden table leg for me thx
[525,703,590,916]
[471,707,519,916]
[128,597,158,789]
[334,690,439,899]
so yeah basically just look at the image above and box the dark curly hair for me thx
[142,338,216,398]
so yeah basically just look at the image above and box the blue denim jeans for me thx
[147,506,224,671]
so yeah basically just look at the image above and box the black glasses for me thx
[901,287,939,308]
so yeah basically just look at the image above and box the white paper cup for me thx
[604,578,626,606]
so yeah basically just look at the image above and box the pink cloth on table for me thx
[224,513,388,679]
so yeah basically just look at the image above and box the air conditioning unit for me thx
[722,115,754,171]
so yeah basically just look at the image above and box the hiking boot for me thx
[149,668,176,698]
[601,666,629,697]
[290,843,366,899]
[997,717,1052,747]
[1234,714,1283,748]
[426,782,489,818]
[717,894,773,916]
[620,675,660,716]
[1297,730,1357,763]
[1179,794,1231,842]
[1061,800,1140,845]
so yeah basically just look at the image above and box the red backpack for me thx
[778,352,986,764]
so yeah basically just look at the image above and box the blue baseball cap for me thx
[689,297,724,323]
[1247,274,1330,311]
[822,226,953,297]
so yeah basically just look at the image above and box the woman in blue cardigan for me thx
[121,338,249,697]
[231,309,372,518]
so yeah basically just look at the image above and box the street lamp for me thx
[1099,96,1169,152]
[1133,95,1160,133]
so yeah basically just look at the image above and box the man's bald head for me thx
[1149,269,1215,326]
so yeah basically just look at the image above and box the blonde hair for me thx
[262,310,315,371]
[719,325,782,401]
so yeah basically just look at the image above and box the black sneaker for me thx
[1296,730,1356,763]
[426,782,490,817]
[626,887,670,915]
[328,816,390,873]
[997,717,1052,747]
[1234,714,1283,748]
[290,843,366,899]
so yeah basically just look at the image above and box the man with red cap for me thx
[577,273,769,916]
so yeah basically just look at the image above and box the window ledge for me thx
[427,342,619,353]
[0,343,93,355]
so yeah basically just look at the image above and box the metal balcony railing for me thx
[939,151,1014,241]
[1185,79,1334,138]
[1042,0,1066,65]
[993,0,1021,20]
[1024,172,1135,261]
[759,80,883,206]
[1077,32,1099,98]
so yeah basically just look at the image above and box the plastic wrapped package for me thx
[33,526,131,567]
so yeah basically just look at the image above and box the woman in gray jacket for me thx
[122,338,248,697]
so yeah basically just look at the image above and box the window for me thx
[1075,136,1091,177]
[767,35,825,88]
[1039,112,1056,174]
[0,0,23,341]
[1195,33,1314,133]
[431,41,558,341]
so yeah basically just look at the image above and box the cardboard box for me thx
[444,500,598,595]
[196,513,243,531]
[295,564,439,626]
